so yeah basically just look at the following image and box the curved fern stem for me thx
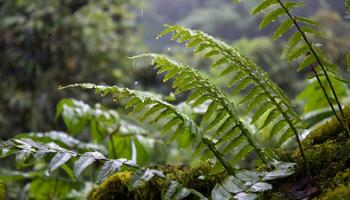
[276,0,350,137]
[310,65,345,132]
[61,84,237,175]
[202,138,235,175]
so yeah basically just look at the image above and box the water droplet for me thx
[134,81,139,85]
[315,43,322,47]
[167,47,171,51]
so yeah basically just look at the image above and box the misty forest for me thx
[1,0,350,199]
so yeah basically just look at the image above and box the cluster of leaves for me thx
[55,98,165,166]
[62,41,300,197]
[212,162,295,200]
[156,25,305,149]
[0,98,170,199]
[0,138,164,188]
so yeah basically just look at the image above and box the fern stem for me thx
[138,97,238,176]
[202,138,235,175]
[205,22,307,172]
[276,0,349,136]
[274,100,310,176]
[238,122,271,168]
[311,66,349,135]
[213,92,271,167]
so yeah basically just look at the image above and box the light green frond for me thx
[131,54,271,167]
[156,25,304,147]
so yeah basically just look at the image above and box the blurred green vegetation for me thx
[0,0,143,137]
[0,0,350,199]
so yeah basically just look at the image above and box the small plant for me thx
[244,0,350,136]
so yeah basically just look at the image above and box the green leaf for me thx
[295,16,319,25]
[259,109,280,130]
[251,0,278,15]
[130,169,165,190]
[222,134,245,154]
[162,181,193,200]
[298,54,316,71]
[239,87,263,105]
[272,19,293,40]
[270,120,287,137]
[97,160,123,183]
[49,152,72,173]
[259,8,285,29]
[287,44,309,61]
[232,78,253,95]
[73,152,105,177]
[251,102,274,124]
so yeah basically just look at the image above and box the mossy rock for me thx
[0,181,4,200]
[318,169,350,200]
[302,105,350,147]
[88,163,226,200]
[89,106,350,200]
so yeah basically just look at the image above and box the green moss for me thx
[315,169,350,199]
[320,184,350,200]
[0,181,4,200]
[303,105,350,147]
[88,163,226,200]
[270,139,350,200]
[301,140,350,178]
[88,106,350,200]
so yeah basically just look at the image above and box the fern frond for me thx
[0,138,164,185]
[17,131,106,153]
[156,25,304,150]
[248,0,350,138]
[131,54,271,167]
[61,83,237,174]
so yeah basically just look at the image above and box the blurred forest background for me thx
[0,0,350,198]
[1,0,349,139]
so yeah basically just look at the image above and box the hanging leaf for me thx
[97,160,124,183]
[73,151,105,178]
[49,152,72,173]
[129,169,165,190]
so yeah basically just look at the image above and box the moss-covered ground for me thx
[89,106,350,199]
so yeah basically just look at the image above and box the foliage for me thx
[240,0,350,136]
[211,162,295,200]
[61,41,303,198]
[0,0,141,137]
[1,0,350,199]
[0,138,164,196]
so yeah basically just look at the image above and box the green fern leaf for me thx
[272,18,293,40]
[251,102,274,124]
[295,16,319,26]
[287,44,309,61]
[259,8,285,29]
[251,0,278,15]
[259,109,280,130]
[155,25,304,151]
[298,54,316,72]
[239,87,263,105]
